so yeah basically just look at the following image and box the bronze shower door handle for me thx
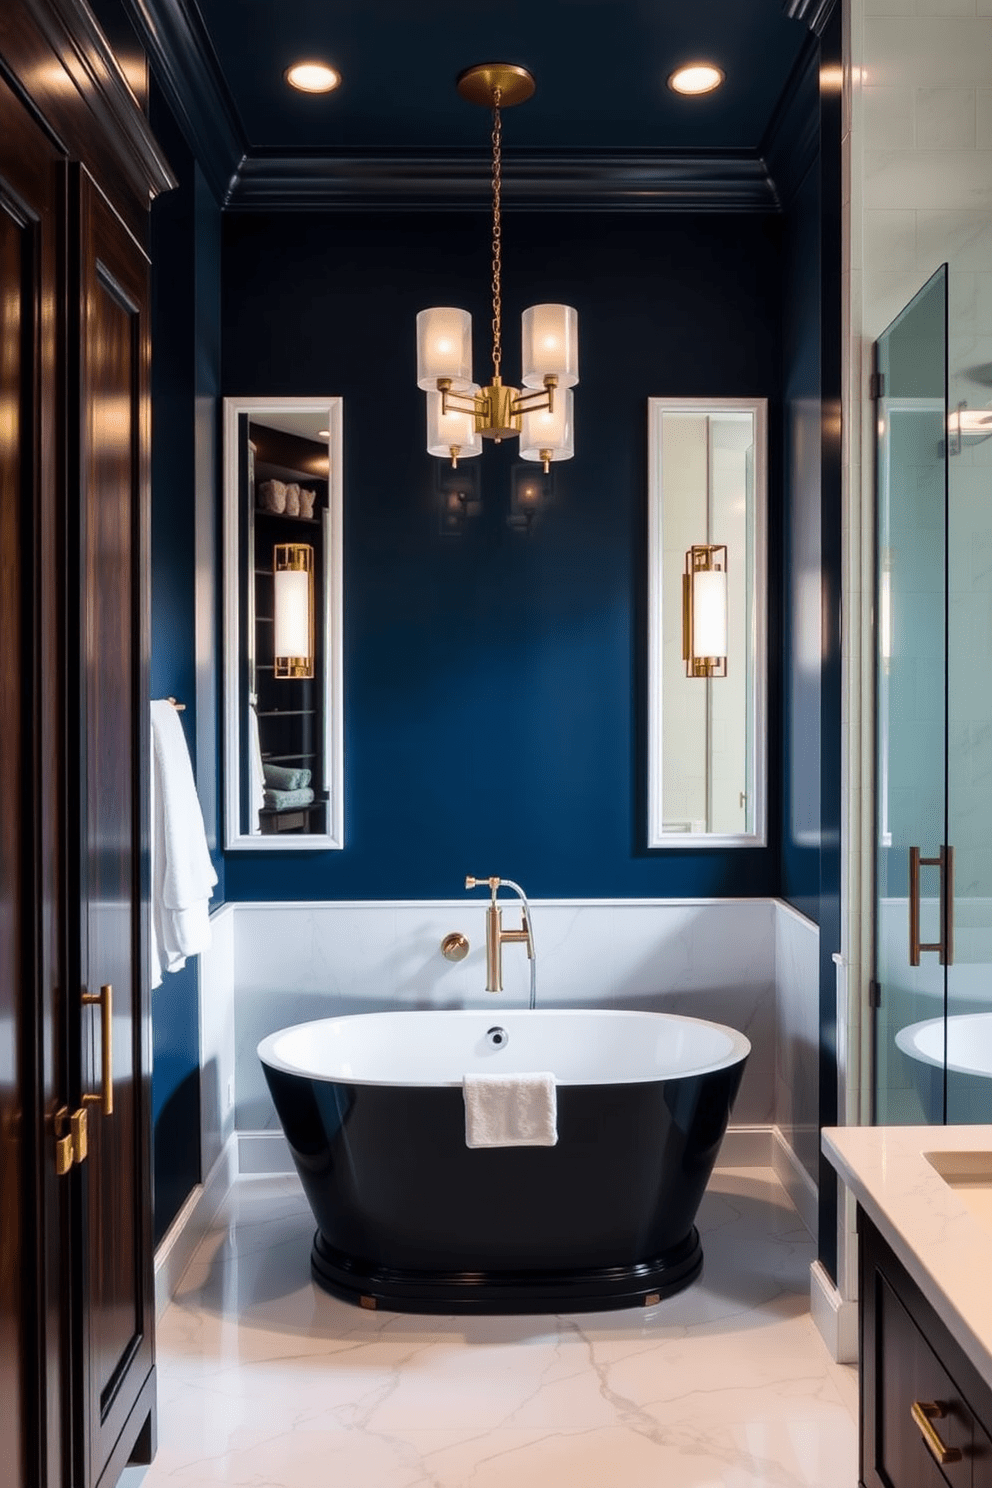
[908,846,954,967]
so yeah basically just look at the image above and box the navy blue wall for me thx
[777,20,843,1277]
[781,161,822,923]
[149,85,223,1243]
[221,211,784,901]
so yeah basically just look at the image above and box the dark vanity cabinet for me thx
[860,1211,992,1488]
[0,3,172,1486]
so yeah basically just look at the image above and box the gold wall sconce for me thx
[273,542,314,679]
[683,544,728,678]
[417,63,578,473]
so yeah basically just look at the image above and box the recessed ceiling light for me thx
[285,61,341,94]
[317,429,330,438]
[668,63,724,96]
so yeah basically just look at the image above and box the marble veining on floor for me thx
[123,1167,857,1487]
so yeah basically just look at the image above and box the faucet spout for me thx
[465,876,537,1007]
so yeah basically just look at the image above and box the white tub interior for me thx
[257,1009,751,1088]
[896,1012,992,1079]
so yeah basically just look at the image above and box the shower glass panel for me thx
[874,266,948,1124]
[946,296,992,1123]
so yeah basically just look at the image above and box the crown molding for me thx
[9,0,175,203]
[759,34,820,211]
[227,149,779,213]
[782,0,838,36]
[119,0,244,203]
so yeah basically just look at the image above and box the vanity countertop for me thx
[823,1124,992,1384]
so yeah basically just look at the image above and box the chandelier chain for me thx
[491,89,502,382]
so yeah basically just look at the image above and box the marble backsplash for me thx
[197,898,819,1179]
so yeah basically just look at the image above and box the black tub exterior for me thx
[261,1055,746,1313]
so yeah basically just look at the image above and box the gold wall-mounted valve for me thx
[441,932,470,961]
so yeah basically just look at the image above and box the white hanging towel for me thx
[150,699,218,989]
[248,702,265,832]
[463,1073,558,1148]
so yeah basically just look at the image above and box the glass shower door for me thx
[874,266,948,1124]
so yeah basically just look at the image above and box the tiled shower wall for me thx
[194,899,819,1190]
[845,0,992,1107]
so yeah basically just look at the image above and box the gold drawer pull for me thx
[82,983,113,1117]
[911,1400,962,1466]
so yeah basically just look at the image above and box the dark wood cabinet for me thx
[860,1211,992,1488]
[75,167,156,1488]
[0,5,173,1487]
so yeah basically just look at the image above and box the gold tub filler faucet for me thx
[465,876,537,1010]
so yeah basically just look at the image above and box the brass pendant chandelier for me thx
[416,63,578,474]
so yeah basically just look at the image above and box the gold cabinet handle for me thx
[82,983,113,1116]
[908,847,954,967]
[54,1105,89,1173]
[911,1401,962,1466]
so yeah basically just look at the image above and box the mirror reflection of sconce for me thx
[223,396,344,851]
[948,401,992,456]
[437,460,482,536]
[273,543,314,679]
[683,544,728,678]
[647,397,767,849]
[508,464,550,533]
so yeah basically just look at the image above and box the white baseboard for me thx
[772,1126,819,1240]
[717,1125,774,1167]
[238,1128,293,1173]
[810,1258,859,1364]
[153,1133,237,1316]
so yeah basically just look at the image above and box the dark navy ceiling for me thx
[192,0,808,153]
[103,0,829,206]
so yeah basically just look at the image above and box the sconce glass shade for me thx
[273,543,314,679]
[427,385,482,459]
[521,304,579,389]
[693,570,728,657]
[683,544,728,678]
[520,387,574,463]
[417,307,473,391]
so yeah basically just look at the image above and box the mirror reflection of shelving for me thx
[249,418,328,835]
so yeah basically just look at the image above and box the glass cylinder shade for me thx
[427,386,482,459]
[521,304,579,389]
[417,307,473,391]
[273,544,314,679]
[520,387,573,463]
[692,569,728,659]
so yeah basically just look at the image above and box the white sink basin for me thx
[925,1150,992,1233]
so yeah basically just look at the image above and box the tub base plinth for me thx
[311,1228,703,1314]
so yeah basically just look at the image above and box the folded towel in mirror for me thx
[463,1073,558,1148]
[258,478,286,513]
[263,763,311,790]
[263,786,314,811]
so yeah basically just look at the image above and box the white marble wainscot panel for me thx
[198,903,235,1176]
[122,1166,858,1488]
[233,899,778,1136]
[774,903,820,1192]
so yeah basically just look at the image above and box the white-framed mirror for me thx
[647,397,767,848]
[223,397,344,850]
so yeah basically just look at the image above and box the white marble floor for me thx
[123,1167,858,1488]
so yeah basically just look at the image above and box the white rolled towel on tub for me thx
[463,1073,558,1148]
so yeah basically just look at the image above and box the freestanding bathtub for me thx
[258,1008,750,1314]
[896,1011,992,1121]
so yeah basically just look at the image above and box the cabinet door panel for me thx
[876,1274,971,1488]
[76,167,154,1488]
